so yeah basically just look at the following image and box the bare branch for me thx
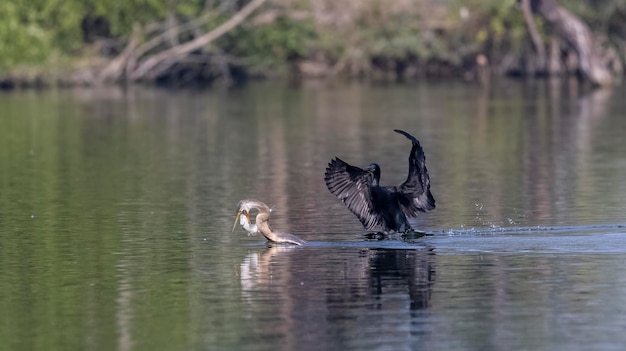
[130,0,268,81]
[97,25,142,84]
[131,11,218,63]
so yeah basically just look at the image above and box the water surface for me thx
[1,80,626,350]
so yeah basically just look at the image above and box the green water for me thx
[1,81,626,350]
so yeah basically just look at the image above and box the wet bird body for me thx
[324,129,435,233]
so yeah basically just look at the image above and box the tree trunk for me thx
[531,0,612,86]
[521,0,546,74]
[547,36,561,75]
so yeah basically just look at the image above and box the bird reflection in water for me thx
[232,199,307,246]
[238,245,436,345]
[325,129,435,236]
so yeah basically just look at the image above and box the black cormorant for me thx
[324,129,435,234]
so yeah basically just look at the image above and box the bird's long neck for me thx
[255,213,280,242]
[251,205,305,245]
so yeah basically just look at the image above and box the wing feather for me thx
[324,158,382,230]
[394,129,436,217]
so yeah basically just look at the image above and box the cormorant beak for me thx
[232,209,250,232]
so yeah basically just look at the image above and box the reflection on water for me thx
[238,245,435,350]
[1,80,626,350]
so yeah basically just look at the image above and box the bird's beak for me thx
[232,210,243,232]
[232,209,250,232]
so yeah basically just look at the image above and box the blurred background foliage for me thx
[0,0,625,80]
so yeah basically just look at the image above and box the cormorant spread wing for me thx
[324,158,383,230]
[393,129,436,215]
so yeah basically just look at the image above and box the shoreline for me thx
[0,59,506,91]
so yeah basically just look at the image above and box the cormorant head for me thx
[367,163,381,186]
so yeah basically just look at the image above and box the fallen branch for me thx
[132,11,218,64]
[130,0,268,81]
[97,25,141,84]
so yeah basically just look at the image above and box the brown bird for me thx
[324,129,435,234]
[233,199,307,245]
